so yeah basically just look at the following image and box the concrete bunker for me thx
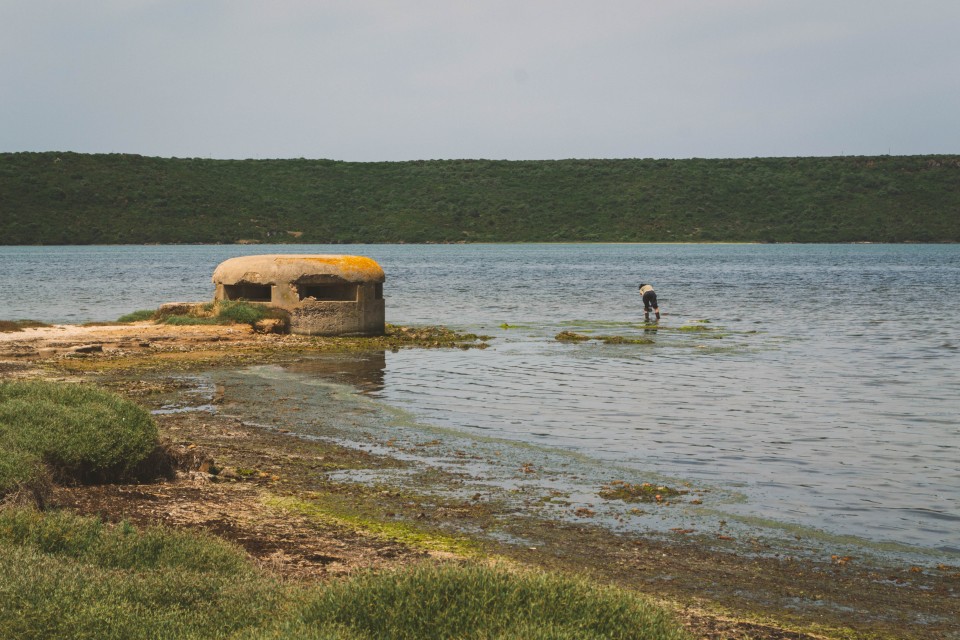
[212,254,385,336]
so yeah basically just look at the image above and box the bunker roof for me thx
[212,255,385,285]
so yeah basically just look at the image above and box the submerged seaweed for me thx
[598,480,688,503]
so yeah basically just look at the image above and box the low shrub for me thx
[215,299,271,325]
[0,380,158,501]
[157,300,288,329]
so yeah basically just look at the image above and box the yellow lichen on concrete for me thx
[212,255,385,285]
[276,255,385,282]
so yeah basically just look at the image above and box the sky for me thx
[1,0,958,161]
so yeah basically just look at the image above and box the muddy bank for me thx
[2,322,958,640]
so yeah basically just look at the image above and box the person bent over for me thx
[638,283,660,320]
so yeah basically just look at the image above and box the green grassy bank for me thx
[1,152,958,244]
[0,378,689,640]
[0,509,689,639]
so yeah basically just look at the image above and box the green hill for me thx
[1,152,957,244]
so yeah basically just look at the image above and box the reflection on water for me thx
[283,352,387,392]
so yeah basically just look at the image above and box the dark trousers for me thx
[642,291,658,312]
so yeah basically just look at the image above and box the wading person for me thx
[638,283,660,320]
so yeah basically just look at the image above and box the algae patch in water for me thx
[596,335,655,345]
[555,331,591,342]
[598,480,688,504]
[555,331,654,345]
[554,318,730,345]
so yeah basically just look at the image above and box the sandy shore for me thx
[0,321,261,357]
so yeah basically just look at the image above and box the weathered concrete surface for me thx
[212,255,385,336]
[212,255,385,286]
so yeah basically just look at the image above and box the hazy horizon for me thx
[3,1,958,162]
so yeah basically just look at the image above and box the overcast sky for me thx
[2,1,958,161]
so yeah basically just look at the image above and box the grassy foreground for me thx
[0,508,689,640]
[0,380,688,639]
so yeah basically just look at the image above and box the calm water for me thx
[2,244,958,558]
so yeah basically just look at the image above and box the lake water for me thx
[1,243,958,560]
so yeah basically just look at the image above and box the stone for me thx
[72,344,103,354]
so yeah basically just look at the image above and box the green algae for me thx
[554,319,734,344]
[266,494,481,556]
[598,481,688,503]
[554,331,592,342]
[381,324,492,348]
[596,335,655,345]
[555,331,654,344]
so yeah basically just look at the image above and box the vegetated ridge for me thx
[1,151,958,244]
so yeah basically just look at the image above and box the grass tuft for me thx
[161,314,222,325]
[0,380,158,503]
[294,563,690,640]
[215,300,271,325]
[116,309,158,323]
[156,300,289,329]
[0,449,51,508]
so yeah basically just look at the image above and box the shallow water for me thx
[2,243,958,558]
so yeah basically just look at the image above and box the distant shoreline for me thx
[3,152,958,244]
[2,240,958,248]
